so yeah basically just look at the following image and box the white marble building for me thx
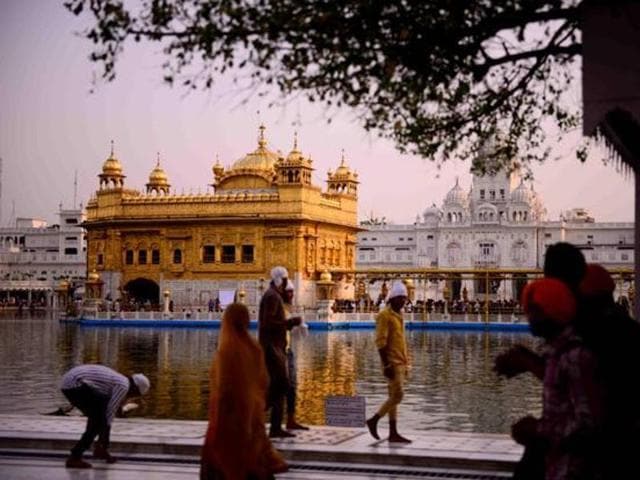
[357,170,633,301]
[0,206,86,306]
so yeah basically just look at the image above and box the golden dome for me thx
[285,131,305,163]
[330,151,358,181]
[403,278,414,288]
[87,270,100,282]
[101,140,123,176]
[230,125,280,172]
[212,155,224,177]
[148,155,169,186]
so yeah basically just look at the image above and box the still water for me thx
[0,313,542,433]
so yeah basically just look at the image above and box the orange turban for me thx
[580,263,615,298]
[522,278,576,324]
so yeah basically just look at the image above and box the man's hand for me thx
[383,365,395,380]
[511,415,540,446]
[121,402,139,414]
[494,345,542,379]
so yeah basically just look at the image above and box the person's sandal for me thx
[65,457,92,469]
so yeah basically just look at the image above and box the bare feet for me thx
[366,416,380,440]
[388,434,412,443]
[65,457,92,469]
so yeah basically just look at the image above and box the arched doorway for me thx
[123,278,160,306]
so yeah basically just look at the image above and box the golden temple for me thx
[85,126,360,308]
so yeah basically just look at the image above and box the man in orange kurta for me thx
[366,281,411,443]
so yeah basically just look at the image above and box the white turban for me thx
[388,281,408,300]
[132,373,150,396]
[270,266,289,287]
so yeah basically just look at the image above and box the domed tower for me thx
[146,154,171,195]
[98,141,125,190]
[211,155,224,189]
[276,132,314,185]
[422,203,441,226]
[214,124,280,191]
[326,151,358,197]
[442,178,468,224]
[509,179,533,223]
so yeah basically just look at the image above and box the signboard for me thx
[325,395,365,427]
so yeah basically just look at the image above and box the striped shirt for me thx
[61,364,130,425]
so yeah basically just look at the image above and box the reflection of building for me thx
[85,127,360,307]
[0,206,85,306]
[358,169,634,299]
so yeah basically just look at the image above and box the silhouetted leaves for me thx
[65,0,584,171]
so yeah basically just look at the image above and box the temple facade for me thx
[358,169,634,302]
[85,126,360,308]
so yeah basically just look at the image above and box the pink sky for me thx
[0,1,633,225]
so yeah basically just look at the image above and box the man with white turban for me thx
[366,280,411,443]
[258,266,302,437]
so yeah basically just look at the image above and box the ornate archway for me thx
[123,278,160,305]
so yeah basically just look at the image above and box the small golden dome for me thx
[148,155,169,185]
[335,157,350,176]
[87,270,100,282]
[285,131,305,163]
[403,278,414,288]
[101,140,123,176]
[319,269,332,282]
[212,155,224,177]
[330,151,358,181]
[230,124,280,172]
[58,279,69,290]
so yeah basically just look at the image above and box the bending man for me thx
[60,364,150,468]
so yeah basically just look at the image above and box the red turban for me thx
[522,278,576,324]
[580,263,615,298]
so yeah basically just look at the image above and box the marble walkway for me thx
[0,414,522,479]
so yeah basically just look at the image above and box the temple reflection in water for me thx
[0,317,541,433]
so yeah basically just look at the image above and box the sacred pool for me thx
[0,313,541,434]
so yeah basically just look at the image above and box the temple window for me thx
[222,245,236,263]
[125,250,134,265]
[97,254,103,265]
[202,246,215,264]
[173,249,182,264]
[241,245,254,263]
[152,249,160,264]
[138,249,147,265]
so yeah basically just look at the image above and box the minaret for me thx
[276,131,314,185]
[98,140,126,190]
[326,150,359,197]
[146,152,171,195]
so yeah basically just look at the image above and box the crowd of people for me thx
[57,241,639,479]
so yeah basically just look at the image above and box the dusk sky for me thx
[0,1,634,226]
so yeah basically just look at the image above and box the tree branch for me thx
[474,43,581,79]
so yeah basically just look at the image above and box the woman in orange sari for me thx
[201,303,288,480]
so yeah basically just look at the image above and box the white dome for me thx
[510,180,532,204]
[423,203,441,219]
[444,178,468,206]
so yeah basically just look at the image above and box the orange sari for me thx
[201,303,287,480]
